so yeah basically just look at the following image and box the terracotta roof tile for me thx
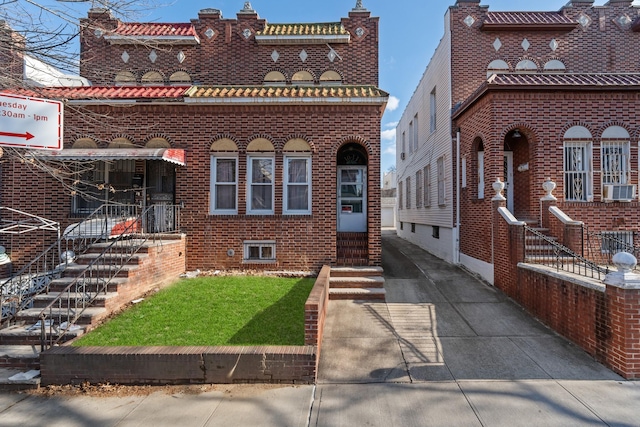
[488,73,640,87]
[185,85,388,99]
[112,22,197,38]
[482,12,577,30]
[8,86,190,100]
[257,22,348,36]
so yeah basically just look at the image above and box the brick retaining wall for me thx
[40,266,332,385]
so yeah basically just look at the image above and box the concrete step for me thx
[0,345,40,369]
[0,323,85,346]
[329,287,386,301]
[0,367,40,391]
[329,276,385,289]
[14,306,107,326]
[75,252,147,266]
[32,291,117,308]
[330,266,384,277]
[48,276,129,293]
[62,264,137,279]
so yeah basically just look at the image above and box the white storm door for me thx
[338,166,367,232]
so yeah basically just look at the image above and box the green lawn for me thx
[72,276,315,347]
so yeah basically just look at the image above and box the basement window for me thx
[243,241,276,263]
[432,226,440,239]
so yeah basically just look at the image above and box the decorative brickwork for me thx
[0,6,385,272]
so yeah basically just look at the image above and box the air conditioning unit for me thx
[603,184,636,202]
[400,152,405,160]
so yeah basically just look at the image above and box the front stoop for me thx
[329,266,386,301]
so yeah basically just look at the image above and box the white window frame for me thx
[601,140,630,186]
[284,155,312,215]
[243,240,276,263]
[430,88,436,133]
[477,151,485,199]
[210,155,238,215]
[564,141,592,202]
[424,165,431,207]
[405,176,411,209]
[413,113,419,152]
[437,156,446,206]
[247,155,275,215]
[408,121,414,154]
[416,169,423,208]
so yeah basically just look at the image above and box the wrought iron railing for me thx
[584,227,640,271]
[38,206,155,350]
[0,204,138,324]
[524,225,610,281]
[1,203,182,326]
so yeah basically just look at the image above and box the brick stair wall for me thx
[0,236,186,346]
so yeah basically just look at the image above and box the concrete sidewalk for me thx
[0,231,638,426]
[311,231,639,426]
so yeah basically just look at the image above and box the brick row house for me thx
[397,0,640,377]
[1,1,387,272]
[398,0,640,282]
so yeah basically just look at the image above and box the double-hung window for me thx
[211,156,238,214]
[248,156,274,214]
[437,156,445,205]
[284,156,311,214]
[416,170,423,208]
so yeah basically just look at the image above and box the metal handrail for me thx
[38,206,154,350]
[524,225,610,281]
[0,204,139,324]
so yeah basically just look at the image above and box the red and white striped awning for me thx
[34,148,186,166]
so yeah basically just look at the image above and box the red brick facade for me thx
[447,0,640,378]
[450,0,640,267]
[0,5,386,272]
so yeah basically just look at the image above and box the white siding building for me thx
[396,11,455,263]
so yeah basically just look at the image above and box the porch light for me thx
[512,129,522,138]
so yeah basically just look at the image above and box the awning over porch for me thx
[33,148,186,166]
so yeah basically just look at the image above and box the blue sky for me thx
[46,0,640,174]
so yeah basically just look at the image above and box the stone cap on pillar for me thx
[604,252,640,289]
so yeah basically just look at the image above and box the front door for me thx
[338,166,367,232]
[504,152,514,212]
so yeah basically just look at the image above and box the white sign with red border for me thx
[0,93,63,150]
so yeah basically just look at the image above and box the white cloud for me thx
[381,129,396,141]
[385,96,399,112]
[384,145,396,155]
[384,121,399,129]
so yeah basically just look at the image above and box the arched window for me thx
[264,71,286,85]
[108,138,135,148]
[72,138,97,149]
[145,138,170,148]
[210,138,238,214]
[563,126,592,201]
[487,59,509,78]
[141,71,164,85]
[114,71,136,86]
[169,71,191,85]
[543,59,566,73]
[292,71,314,84]
[515,59,537,72]
[601,126,631,198]
[320,70,342,85]
[476,139,485,199]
